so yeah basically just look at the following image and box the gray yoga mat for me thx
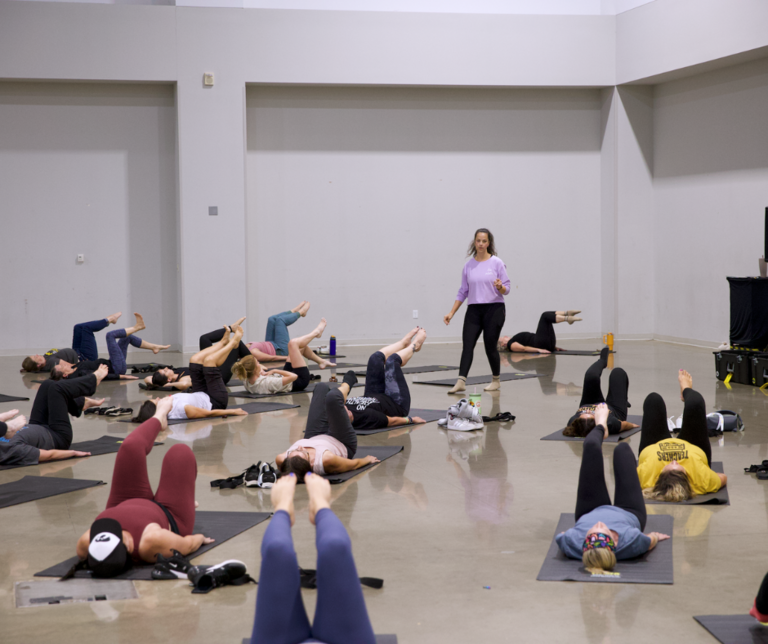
[0,393,30,403]
[321,446,404,484]
[120,401,300,424]
[0,475,105,509]
[351,364,459,377]
[693,614,768,644]
[0,436,163,471]
[537,513,674,584]
[646,462,729,505]
[35,511,271,580]
[228,382,362,400]
[541,415,643,442]
[355,409,445,435]
[414,373,542,387]
[509,349,615,356]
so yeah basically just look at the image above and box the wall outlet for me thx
[203,73,214,86]
[76,254,85,264]
[413,310,418,319]
[209,206,218,216]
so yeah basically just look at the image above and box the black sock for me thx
[343,370,358,388]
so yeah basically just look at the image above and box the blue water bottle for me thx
[329,336,336,356]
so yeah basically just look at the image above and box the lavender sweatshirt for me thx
[456,256,511,305]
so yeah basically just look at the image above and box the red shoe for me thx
[750,599,768,625]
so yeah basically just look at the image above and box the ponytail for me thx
[232,354,257,381]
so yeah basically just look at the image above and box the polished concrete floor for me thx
[1,339,766,644]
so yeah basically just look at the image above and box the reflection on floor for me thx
[1,340,766,643]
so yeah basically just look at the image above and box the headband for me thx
[582,532,616,552]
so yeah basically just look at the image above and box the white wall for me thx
[245,85,603,343]
[0,82,180,354]
[653,58,768,345]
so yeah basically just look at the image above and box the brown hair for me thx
[22,357,40,373]
[49,367,64,381]
[563,417,596,437]
[132,401,157,424]
[280,454,313,483]
[151,371,169,387]
[467,228,497,258]
[643,469,694,503]
[582,547,617,575]
[232,355,258,382]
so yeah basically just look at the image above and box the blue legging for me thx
[71,319,109,361]
[265,311,301,355]
[250,509,376,644]
[106,329,143,376]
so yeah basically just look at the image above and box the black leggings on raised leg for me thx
[757,573,768,615]
[575,427,647,530]
[530,311,557,352]
[305,383,358,458]
[459,303,506,378]
[28,376,97,449]
[578,347,629,421]
[638,389,711,465]
[199,329,251,385]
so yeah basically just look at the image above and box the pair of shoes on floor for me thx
[152,550,255,593]
[745,461,768,480]
[438,398,484,431]
[244,461,278,488]
[84,406,133,417]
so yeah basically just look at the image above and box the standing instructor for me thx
[444,228,510,394]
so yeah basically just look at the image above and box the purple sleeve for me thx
[456,263,469,302]
[497,259,511,295]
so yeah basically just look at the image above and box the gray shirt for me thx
[42,348,79,372]
[0,424,57,466]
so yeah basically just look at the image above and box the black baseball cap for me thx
[88,518,130,578]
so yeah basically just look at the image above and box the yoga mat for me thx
[414,373,542,387]
[540,415,643,443]
[509,349,615,356]
[228,382,363,400]
[351,365,459,377]
[242,638,396,644]
[128,363,172,374]
[119,402,300,424]
[0,394,30,403]
[693,615,768,644]
[0,475,105,509]
[0,436,163,471]
[35,511,271,580]
[536,513,674,584]
[355,409,446,435]
[139,382,180,392]
[322,446,404,484]
[646,462,729,505]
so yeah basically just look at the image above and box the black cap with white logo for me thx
[88,517,130,578]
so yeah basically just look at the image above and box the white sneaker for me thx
[447,415,484,431]
[454,398,482,423]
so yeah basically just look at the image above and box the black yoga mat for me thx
[537,513,674,584]
[355,409,446,435]
[351,365,459,377]
[414,373,542,387]
[0,475,105,509]
[0,393,30,403]
[0,436,162,471]
[35,511,271,580]
[119,402,300,424]
[242,638,396,644]
[646,462,729,505]
[540,415,643,442]
[229,382,363,400]
[321,446,404,484]
[693,614,768,644]
[128,363,172,374]
[509,349,615,356]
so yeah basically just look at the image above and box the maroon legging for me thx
[101,418,197,543]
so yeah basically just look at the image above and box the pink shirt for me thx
[286,435,348,475]
[248,341,276,356]
[456,256,510,305]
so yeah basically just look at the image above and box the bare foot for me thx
[231,325,244,341]
[83,397,105,411]
[195,500,199,508]
[107,312,122,325]
[133,313,146,332]
[270,475,297,526]
[678,369,693,401]
[319,359,336,369]
[403,326,420,344]
[290,301,306,314]
[0,409,19,423]
[94,364,110,386]
[412,328,427,352]
[299,301,311,317]
[6,415,27,437]
[151,344,171,355]
[314,318,327,339]
[306,473,332,525]
[231,317,246,328]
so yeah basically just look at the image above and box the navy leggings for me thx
[106,329,143,376]
[71,319,109,361]
[250,508,376,644]
[363,351,410,414]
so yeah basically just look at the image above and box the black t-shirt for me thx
[508,332,535,350]
[345,394,404,430]
[567,405,622,435]
[68,359,118,380]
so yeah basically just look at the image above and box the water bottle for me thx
[330,336,336,356]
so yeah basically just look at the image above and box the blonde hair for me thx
[582,547,616,575]
[642,469,694,503]
[232,355,258,381]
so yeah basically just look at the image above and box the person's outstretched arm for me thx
[38,449,92,462]
[508,342,550,354]
[184,406,248,419]
[323,454,380,473]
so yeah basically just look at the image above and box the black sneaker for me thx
[257,462,277,489]
[243,462,262,487]
[151,549,196,580]
[188,560,255,594]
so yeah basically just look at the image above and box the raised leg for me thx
[71,319,109,362]
[105,417,163,509]
[286,319,327,369]
[574,427,612,521]
[383,354,411,413]
[676,385,712,466]
[362,351,387,397]
[305,383,332,439]
[637,392,672,456]
[325,387,358,458]
[578,347,609,407]
[605,367,630,421]
[153,443,198,535]
[611,442,647,530]
[531,312,558,353]
[266,312,302,355]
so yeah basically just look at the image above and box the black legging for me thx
[757,573,768,614]
[199,328,251,385]
[29,375,97,449]
[459,303,506,378]
[511,311,558,352]
[637,389,711,466]
[304,383,357,458]
[578,347,629,421]
[576,426,647,530]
